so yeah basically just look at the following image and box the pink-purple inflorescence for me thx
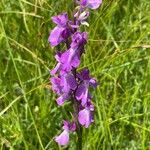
[49,0,102,146]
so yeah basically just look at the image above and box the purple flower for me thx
[49,13,72,47]
[49,0,102,146]
[76,0,102,9]
[53,73,77,106]
[50,47,81,75]
[75,69,97,105]
[55,121,76,145]
[60,32,87,72]
[78,103,94,128]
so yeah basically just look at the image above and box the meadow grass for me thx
[0,0,150,149]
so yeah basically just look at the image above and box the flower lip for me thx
[55,130,69,145]
[78,105,94,128]
[48,26,65,47]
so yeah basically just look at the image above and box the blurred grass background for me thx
[0,0,150,149]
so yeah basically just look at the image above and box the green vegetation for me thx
[0,0,150,149]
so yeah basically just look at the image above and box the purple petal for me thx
[60,50,69,63]
[75,83,86,100]
[56,94,70,106]
[61,49,81,72]
[80,0,88,6]
[86,101,94,111]
[50,52,64,75]
[89,78,98,88]
[78,0,102,9]
[88,0,102,9]
[66,74,77,90]
[60,74,77,93]
[50,63,61,75]
[60,75,69,93]
[78,108,93,128]
[71,53,80,68]
[75,83,89,105]
[63,120,70,130]
[61,28,71,39]
[81,88,88,106]
[55,130,69,146]
[60,50,71,71]
[50,77,62,95]
[71,32,87,50]
[69,123,76,131]
[51,13,68,27]
[48,26,65,46]
[55,52,62,62]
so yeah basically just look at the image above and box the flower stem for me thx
[72,1,82,149]
[76,113,82,150]
[71,67,82,149]
[74,99,82,150]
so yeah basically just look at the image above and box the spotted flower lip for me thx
[74,10,90,27]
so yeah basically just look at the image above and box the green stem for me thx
[72,1,82,149]
[74,98,82,150]
[76,122,82,150]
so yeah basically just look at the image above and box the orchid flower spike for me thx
[49,0,102,146]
